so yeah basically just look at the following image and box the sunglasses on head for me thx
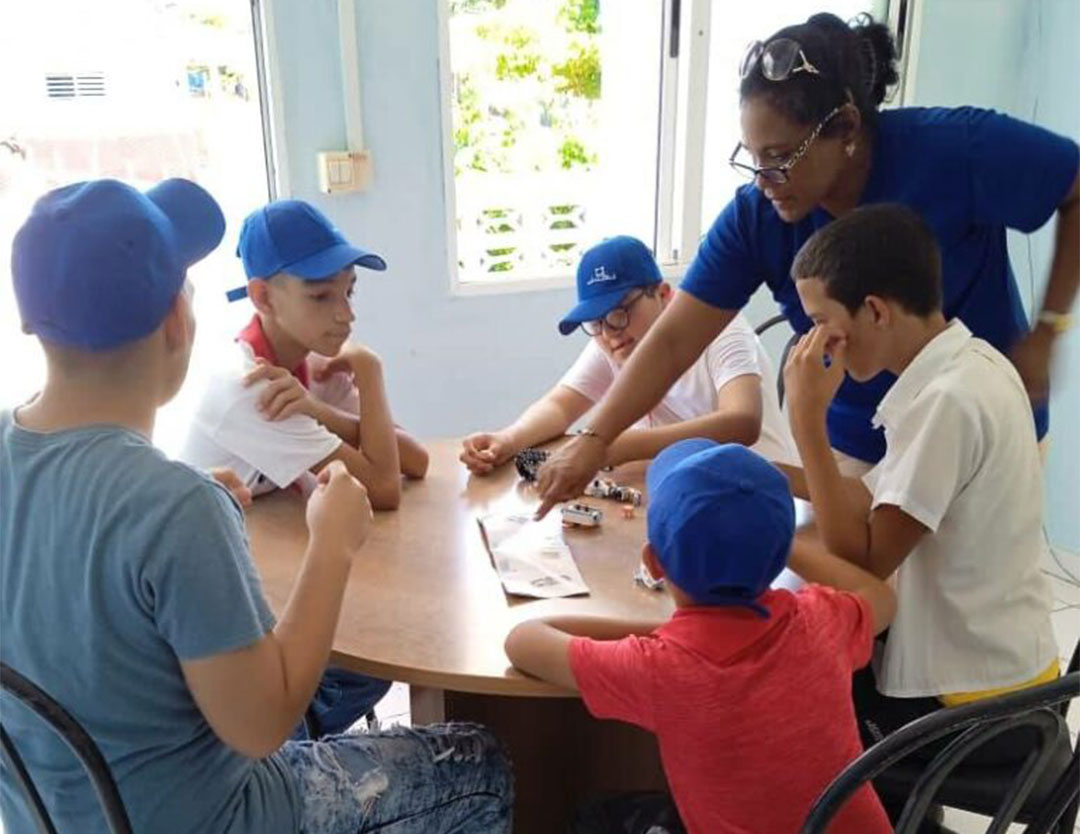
[740,37,822,82]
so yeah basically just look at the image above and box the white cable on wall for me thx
[338,0,364,151]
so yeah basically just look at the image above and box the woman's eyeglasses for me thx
[581,290,650,337]
[740,37,822,82]
[728,103,844,185]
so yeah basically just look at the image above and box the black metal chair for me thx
[0,662,134,834]
[800,664,1080,834]
[754,313,799,407]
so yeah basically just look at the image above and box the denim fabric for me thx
[308,668,392,737]
[280,722,513,834]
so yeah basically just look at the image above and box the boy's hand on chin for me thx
[784,325,848,426]
[311,344,383,382]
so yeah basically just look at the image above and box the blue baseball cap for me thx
[558,235,662,335]
[646,439,795,614]
[12,178,225,351]
[229,199,386,301]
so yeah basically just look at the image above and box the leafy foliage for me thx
[559,0,600,35]
[552,44,601,100]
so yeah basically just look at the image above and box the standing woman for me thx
[536,12,1079,513]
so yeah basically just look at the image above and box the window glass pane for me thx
[0,0,270,447]
[700,1,877,232]
[447,0,664,283]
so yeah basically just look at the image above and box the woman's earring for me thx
[845,142,856,158]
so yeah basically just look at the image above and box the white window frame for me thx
[438,0,908,296]
[655,0,711,270]
[440,0,714,297]
[250,0,289,199]
[886,0,920,106]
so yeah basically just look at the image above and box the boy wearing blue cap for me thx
[1,179,511,834]
[784,204,1058,765]
[461,235,794,474]
[181,200,434,736]
[181,199,428,513]
[506,439,895,834]
[179,199,430,735]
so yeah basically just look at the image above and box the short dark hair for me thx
[739,13,898,131]
[791,204,943,316]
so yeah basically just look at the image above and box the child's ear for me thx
[657,281,672,301]
[642,542,665,580]
[247,279,273,315]
[864,294,891,327]
[162,289,193,352]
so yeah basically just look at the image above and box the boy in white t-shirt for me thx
[461,236,794,474]
[782,204,1057,775]
[180,199,429,736]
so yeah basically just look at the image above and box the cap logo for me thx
[588,265,617,285]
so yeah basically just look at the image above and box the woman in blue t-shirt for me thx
[535,11,1078,511]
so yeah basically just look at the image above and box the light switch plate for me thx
[317,150,372,194]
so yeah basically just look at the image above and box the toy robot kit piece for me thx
[560,502,603,527]
[584,477,643,507]
[514,448,549,482]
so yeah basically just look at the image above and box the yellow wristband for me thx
[1037,310,1074,334]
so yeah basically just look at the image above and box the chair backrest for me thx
[753,314,798,407]
[1060,639,1079,719]
[800,671,1080,834]
[0,662,133,834]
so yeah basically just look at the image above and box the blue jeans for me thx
[303,668,392,738]
[280,722,513,834]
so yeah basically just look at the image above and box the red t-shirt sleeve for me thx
[568,635,656,730]
[796,585,875,671]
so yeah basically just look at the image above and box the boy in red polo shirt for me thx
[506,439,896,834]
[180,200,427,737]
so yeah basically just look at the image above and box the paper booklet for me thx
[476,512,590,599]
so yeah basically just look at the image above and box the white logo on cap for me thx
[588,265,617,285]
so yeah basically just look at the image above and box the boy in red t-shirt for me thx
[506,439,896,834]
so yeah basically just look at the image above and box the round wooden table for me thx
[246,440,676,832]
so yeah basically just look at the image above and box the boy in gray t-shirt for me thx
[1,178,511,834]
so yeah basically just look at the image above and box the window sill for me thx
[451,274,575,297]
[450,262,691,298]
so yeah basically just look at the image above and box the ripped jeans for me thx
[279,722,513,834]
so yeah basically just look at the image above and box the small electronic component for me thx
[584,477,643,507]
[560,502,603,527]
[514,448,549,482]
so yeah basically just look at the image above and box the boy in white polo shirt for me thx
[181,199,428,510]
[461,236,794,474]
[782,204,1057,771]
[180,199,429,737]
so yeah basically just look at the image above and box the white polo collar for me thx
[872,319,972,431]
